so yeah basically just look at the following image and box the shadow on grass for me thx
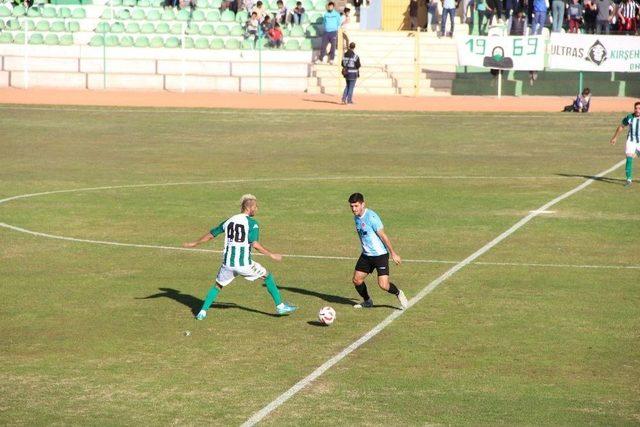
[307,320,329,327]
[302,98,344,105]
[265,284,357,307]
[136,287,279,318]
[557,173,627,185]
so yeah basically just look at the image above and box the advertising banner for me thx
[457,35,546,70]
[548,33,640,72]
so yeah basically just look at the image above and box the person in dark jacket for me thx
[563,88,591,113]
[341,42,361,105]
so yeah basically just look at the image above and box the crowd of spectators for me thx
[409,0,640,35]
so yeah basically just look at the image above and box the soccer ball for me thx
[318,306,336,325]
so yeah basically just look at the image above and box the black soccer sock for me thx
[355,283,370,301]
[387,282,400,296]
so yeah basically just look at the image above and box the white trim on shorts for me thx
[216,262,268,287]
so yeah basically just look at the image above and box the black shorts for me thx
[355,253,390,276]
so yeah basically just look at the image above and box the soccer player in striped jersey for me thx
[610,101,640,187]
[348,193,409,309]
[183,194,296,320]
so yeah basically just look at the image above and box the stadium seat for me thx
[199,23,214,35]
[305,24,317,36]
[0,33,12,43]
[71,8,86,18]
[194,37,209,48]
[0,6,10,17]
[134,35,149,47]
[68,21,80,31]
[172,23,185,34]
[119,34,134,46]
[111,0,123,5]
[100,8,113,18]
[289,24,304,37]
[7,19,20,30]
[44,33,59,45]
[112,22,125,33]
[36,20,50,31]
[27,6,41,16]
[51,20,66,31]
[215,24,229,35]
[28,33,44,44]
[300,38,311,50]
[137,0,150,6]
[176,8,190,21]
[12,5,26,16]
[22,19,36,31]
[206,10,220,21]
[229,23,243,36]
[146,9,161,20]
[161,9,175,20]
[0,20,4,30]
[155,22,169,32]
[220,9,234,21]
[225,38,240,49]
[139,22,154,33]
[165,36,179,47]
[149,36,163,47]
[59,34,74,45]
[210,37,224,49]
[131,8,145,19]
[117,9,131,19]
[192,9,205,21]
[59,6,71,17]
[241,38,253,49]
[123,0,136,6]
[151,0,164,6]
[284,39,298,50]
[13,33,26,44]
[235,9,247,23]
[96,21,110,32]
[105,34,119,46]
[209,0,222,7]
[186,23,199,34]
[184,36,194,48]
[125,22,140,32]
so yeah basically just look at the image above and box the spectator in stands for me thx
[567,0,584,32]
[291,1,305,25]
[616,0,638,34]
[486,0,503,23]
[267,22,284,47]
[261,14,273,31]
[440,0,457,37]
[252,0,267,21]
[179,0,197,10]
[463,0,475,30]
[532,0,548,33]
[245,11,260,44]
[244,0,256,12]
[274,0,288,24]
[476,0,490,34]
[342,7,352,49]
[410,0,420,29]
[563,88,591,112]
[317,1,342,64]
[220,0,236,12]
[583,0,597,32]
[424,0,439,32]
[551,0,566,32]
[353,0,363,16]
[341,41,361,104]
[510,7,527,33]
[595,0,613,33]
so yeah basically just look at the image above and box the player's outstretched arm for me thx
[183,232,214,248]
[610,124,625,145]
[251,241,283,262]
[376,228,402,265]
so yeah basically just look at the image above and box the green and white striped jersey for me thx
[622,113,640,143]
[211,214,260,267]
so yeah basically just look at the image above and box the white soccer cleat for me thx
[195,310,207,320]
[397,290,409,309]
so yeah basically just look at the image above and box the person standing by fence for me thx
[317,1,342,64]
[341,42,361,105]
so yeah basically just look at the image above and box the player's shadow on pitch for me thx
[136,287,279,318]
[272,285,399,310]
[557,173,626,185]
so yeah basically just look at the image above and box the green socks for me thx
[201,285,221,311]
[265,273,283,306]
[626,157,633,181]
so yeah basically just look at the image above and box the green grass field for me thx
[1,105,638,425]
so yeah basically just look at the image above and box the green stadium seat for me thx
[44,33,59,45]
[184,36,194,48]
[200,23,214,35]
[215,24,229,35]
[123,0,136,6]
[111,22,125,33]
[306,24,317,36]
[224,38,240,49]
[71,8,86,18]
[105,34,119,46]
[284,39,298,50]
[235,9,247,23]
[141,22,155,33]
[241,38,253,49]
[51,20,66,31]
[116,9,130,19]
[155,22,169,32]
[111,0,123,5]
[59,7,72,17]
[120,34,133,46]
[137,0,150,5]
[126,22,140,32]
[314,0,325,10]
[210,37,224,49]
[29,33,44,44]
[186,23,199,34]
[131,8,145,19]
[36,20,50,31]
[146,9,161,20]
[300,38,312,50]
[171,23,184,34]
[22,19,36,31]
[301,0,312,10]
[194,37,208,48]
[27,6,41,16]
[100,8,113,18]
[96,21,110,32]
[59,33,74,45]
[229,23,243,36]
[209,0,222,7]
[0,6,11,17]
[149,36,163,47]
[12,5,26,16]
[161,9,175,20]
[165,36,179,47]
[192,9,205,21]
[134,35,149,47]
[220,9,234,21]
[205,10,220,21]
[176,8,190,21]
[0,33,12,43]
[289,24,303,37]
[151,0,163,6]
[13,33,26,44]
[0,20,4,30]
[68,21,80,31]
[7,19,20,30]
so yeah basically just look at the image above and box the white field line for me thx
[240,159,626,427]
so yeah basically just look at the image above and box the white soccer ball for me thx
[318,306,336,325]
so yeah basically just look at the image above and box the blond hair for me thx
[240,194,257,212]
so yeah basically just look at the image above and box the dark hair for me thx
[256,0,262,5]
[328,1,334,5]
[349,41,356,49]
[296,1,301,4]
[635,101,640,108]
[277,0,283,3]
[344,6,350,12]
[582,87,590,96]
[263,14,270,19]
[348,193,364,203]
[251,11,257,15]
[274,22,280,27]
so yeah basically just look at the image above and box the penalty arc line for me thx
[240,158,626,427]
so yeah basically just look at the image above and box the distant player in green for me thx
[348,192,409,309]
[610,101,640,187]
[183,194,297,320]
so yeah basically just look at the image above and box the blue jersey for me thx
[354,209,388,256]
